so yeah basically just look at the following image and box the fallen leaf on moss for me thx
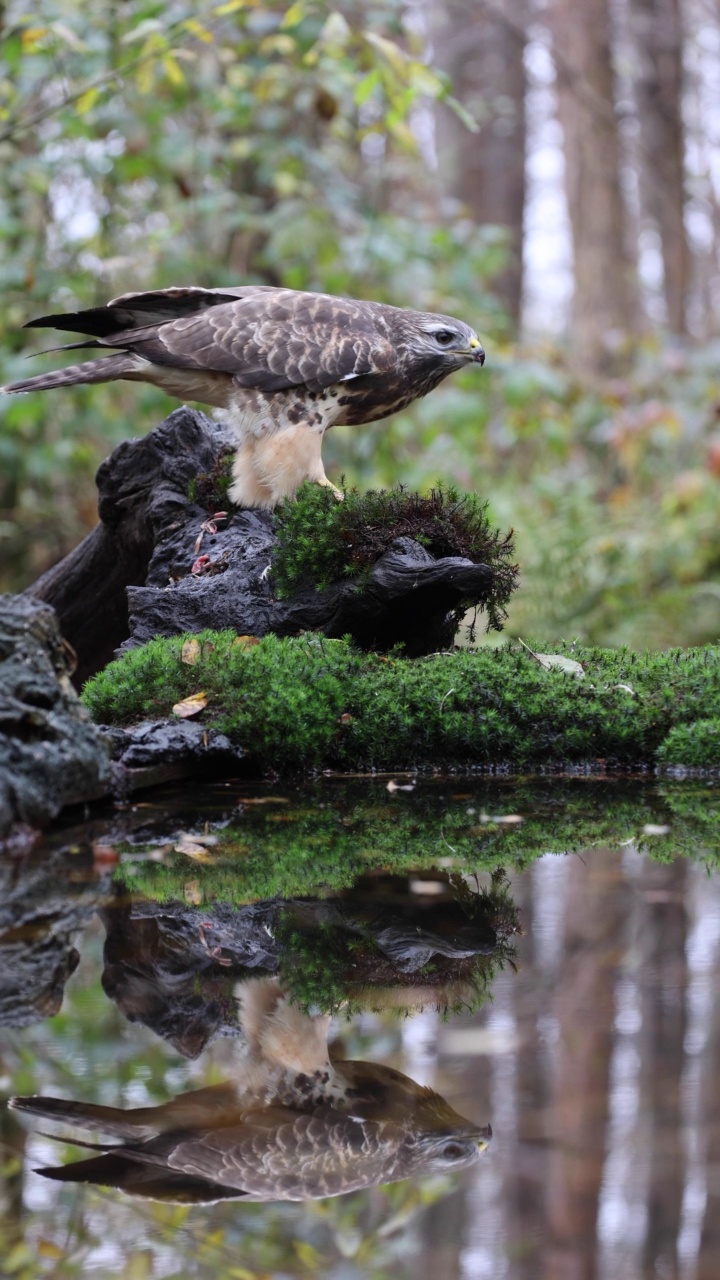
[172,691,210,717]
[519,639,584,678]
[233,635,260,649]
[181,638,202,665]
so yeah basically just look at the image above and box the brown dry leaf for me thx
[175,842,217,863]
[519,638,584,678]
[233,635,260,649]
[92,842,119,868]
[181,638,202,665]
[172,691,209,718]
[239,796,290,805]
[175,832,219,861]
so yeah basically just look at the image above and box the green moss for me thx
[657,719,720,769]
[187,447,235,510]
[83,632,720,774]
[110,779,720,909]
[271,482,518,632]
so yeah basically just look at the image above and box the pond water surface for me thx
[1,777,719,1280]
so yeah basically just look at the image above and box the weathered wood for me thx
[23,406,500,675]
[24,408,227,684]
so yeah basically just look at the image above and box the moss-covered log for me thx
[83,631,720,774]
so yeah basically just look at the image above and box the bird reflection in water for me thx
[9,977,491,1203]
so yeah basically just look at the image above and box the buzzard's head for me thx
[399,312,484,368]
[402,1121,492,1178]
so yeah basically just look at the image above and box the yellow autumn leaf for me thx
[172,691,210,718]
[182,18,214,42]
[181,637,202,665]
[162,53,185,87]
[21,27,49,51]
[214,0,256,14]
[76,86,100,114]
[232,635,260,649]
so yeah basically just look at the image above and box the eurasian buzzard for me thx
[1,286,485,508]
[9,978,491,1202]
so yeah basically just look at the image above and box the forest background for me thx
[1,0,719,650]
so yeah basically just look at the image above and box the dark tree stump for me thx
[24,407,500,679]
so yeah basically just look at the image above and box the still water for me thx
[1,777,719,1280]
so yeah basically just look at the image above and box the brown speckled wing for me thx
[128,290,396,394]
[162,1110,401,1200]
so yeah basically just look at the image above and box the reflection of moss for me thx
[84,632,720,773]
[275,871,519,1016]
[271,482,518,631]
[111,780,720,911]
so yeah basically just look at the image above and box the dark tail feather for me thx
[8,1095,153,1140]
[36,1152,241,1202]
[1,352,140,395]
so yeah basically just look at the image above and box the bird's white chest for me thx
[226,386,343,442]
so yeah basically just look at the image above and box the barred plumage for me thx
[2,285,485,508]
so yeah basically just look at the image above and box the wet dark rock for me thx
[107,719,246,772]
[0,840,110,1026]
[0,595,112,840]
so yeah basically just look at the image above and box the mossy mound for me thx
[657,718,720,769]
[271,483,518,632]
[83,633,720,773]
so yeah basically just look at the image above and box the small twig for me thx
[439,687,455,714]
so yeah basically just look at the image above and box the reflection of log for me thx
[25,407,499,682]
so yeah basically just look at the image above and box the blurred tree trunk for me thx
[628,0,688,334]
[550,0,635,372]
[508,871,549,1279]
[638,860,687,1280]
[698,887,720,1279]
[434,0,527,329]
[543,849,627,1279]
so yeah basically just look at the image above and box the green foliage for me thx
[271,481,518,631]
[83,631,720,772]
[657,719,720,770]
[0,0,502,592]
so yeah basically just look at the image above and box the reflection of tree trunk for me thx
[639,860,687,1280]
[508,869,548,1279]
[0,1103,26,1252]
[422,1182,465,1279]
[544,849,626,1279]
[550,0,634,372]
[434,0,527,328]
[628,0,687,334]
[698,885,720,1279]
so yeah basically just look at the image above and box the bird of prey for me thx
[1,285,485,509]
[9,978,490,1202]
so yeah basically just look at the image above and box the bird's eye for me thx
[433,329,456,347]
[441,1141,467,1160]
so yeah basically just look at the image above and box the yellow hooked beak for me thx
[465,335,485,365]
